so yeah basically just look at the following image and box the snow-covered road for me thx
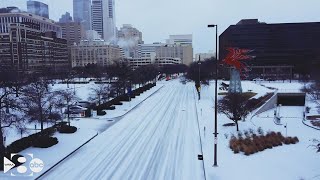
[41,81,205,180]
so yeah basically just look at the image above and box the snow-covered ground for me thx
[197,80,320,180]
[40,81,205,179]
[1,82,164,179]
[34,80,319,180]
[2,79,319,180]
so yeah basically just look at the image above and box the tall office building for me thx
[73,0,91,31]
[117,24,143,58]
[27,0,49,18]
[59,12,72,23]
[220,19,320,79]
[91,0,116,42]
[136,42,193,66]
[91,0,103,38]
[56,22,84,47]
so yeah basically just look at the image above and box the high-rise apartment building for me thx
[73,0,91,31]
[27,0,49,18]
[91,0,116,42]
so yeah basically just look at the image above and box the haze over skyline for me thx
[1,0,319,56]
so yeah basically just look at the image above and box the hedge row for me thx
[58,125,77,134]
[229,130,299,155]
[95,83,156,112]
[59,81,89,84]
[311,121,320,127]
[6,123,64,154]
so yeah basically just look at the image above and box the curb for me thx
[302,120,320,131]
[192,88,207,180]
[35,132,99,179]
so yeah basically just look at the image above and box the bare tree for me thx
[0,87,25,160]
[57,89,79,126]
[88,84,112,106]
[0,70,26,160]
[218,93,250,131]
[132,65,159,87]
[108,60,132,96]
[21,79,61,131]
[301,81,320,105]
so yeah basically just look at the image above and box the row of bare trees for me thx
[88,61,160,106]
[0,73,79,156]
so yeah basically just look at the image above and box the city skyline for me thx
[0,0,319,55]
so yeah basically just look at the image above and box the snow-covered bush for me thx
[58,125,77,134]
[33,136,58,148]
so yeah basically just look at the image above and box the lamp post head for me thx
[208,24,217,28]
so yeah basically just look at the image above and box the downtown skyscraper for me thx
[91,0,116,43]
[73,0,91,31]
[27,0,49,18]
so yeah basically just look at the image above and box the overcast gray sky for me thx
[1,0,319,54]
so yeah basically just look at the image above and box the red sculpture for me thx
[223,47,254,77]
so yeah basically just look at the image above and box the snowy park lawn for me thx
[0,128,97,180]
[196,81,320,180]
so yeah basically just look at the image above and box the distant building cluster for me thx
[0,1,195,74]
[1,1,319,79]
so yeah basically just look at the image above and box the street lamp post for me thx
[208,24,218,167]
[198,55,201,86]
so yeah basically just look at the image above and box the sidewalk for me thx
[98,83,164,119]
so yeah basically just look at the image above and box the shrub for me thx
[59,125,77,134]
[229,130,299,155]
[114,101,123,105]
[33,136,58,148]
[283,138,291,145]
[106,106,116,110]
[311,121,320,127]
[257,127,264,135]
[223,123,236,127]
[5,125,58,153]
[6,137,32,153]
[97,110,106,116]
